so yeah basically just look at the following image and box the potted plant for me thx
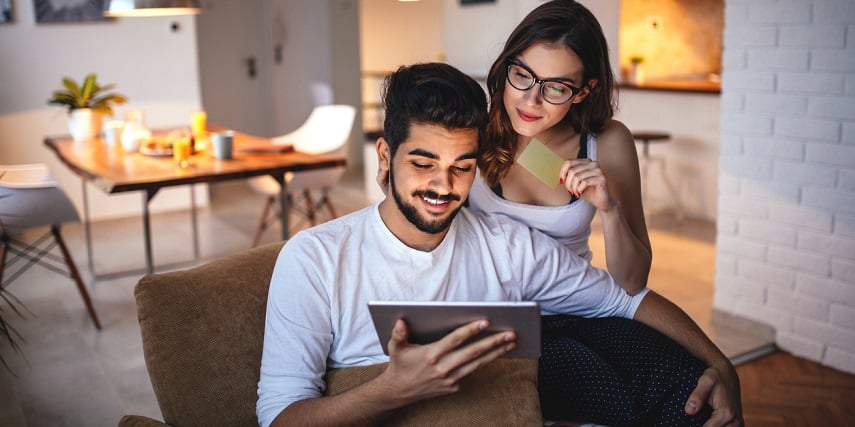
[629,56,645,85]
[47,73,128,142]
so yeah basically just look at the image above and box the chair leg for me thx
[320,188,339,219]
[51,226,101,330]
[0,235,8,287]
[286,193,294,234]
[303,189,317,226]
[251,195,277,248]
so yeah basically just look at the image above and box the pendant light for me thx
[103,0,201,17]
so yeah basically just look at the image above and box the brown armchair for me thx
[120,242,541,427]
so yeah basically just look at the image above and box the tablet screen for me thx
[368,301,541,359]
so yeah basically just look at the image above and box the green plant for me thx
[47,73,128,116]
[630,56,645,65]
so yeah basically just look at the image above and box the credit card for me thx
[516,138,564,189]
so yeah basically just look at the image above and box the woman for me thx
[471,1,717,425]
[471,0,650,295]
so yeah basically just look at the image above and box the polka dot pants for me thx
[538,315,713,426]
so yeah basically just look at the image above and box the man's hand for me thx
[272,319,515,427]
[379,319,516,404]
[684,363,744,426]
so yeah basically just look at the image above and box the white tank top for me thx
[468,133,598,261]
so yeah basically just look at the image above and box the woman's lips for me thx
[516,108,540,122]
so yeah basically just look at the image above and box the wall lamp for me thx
[103,0,201,17]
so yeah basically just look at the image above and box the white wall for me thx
[443,0,523,77]
[359,0,444,133]
[716,0,855,374]
[0,4,205,221]
[615,89,721,219]
[267,0,333,135]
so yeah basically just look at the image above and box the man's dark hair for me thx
[382,63,488,157]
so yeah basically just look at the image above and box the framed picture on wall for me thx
[33,0,111,23]
[1,0,12,23]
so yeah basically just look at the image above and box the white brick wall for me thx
[717,0,855,374]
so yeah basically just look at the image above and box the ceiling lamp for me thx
[103,0,201,17]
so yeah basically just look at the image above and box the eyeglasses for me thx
[506,60,582,105]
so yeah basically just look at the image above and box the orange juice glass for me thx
[191,111,207,153]
[173,136,192,168]
[191,111,207,137]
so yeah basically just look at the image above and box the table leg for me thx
[141,189,159,275]
[271,173,290,240]
[87,185,198,279]
[190,184,199,258]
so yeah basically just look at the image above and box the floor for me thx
[736,351,855,426]
[0,169,775,426]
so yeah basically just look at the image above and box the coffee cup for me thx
[211,131,234,160]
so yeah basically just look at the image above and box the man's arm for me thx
[271,319,516,427]
[633,291,744,426]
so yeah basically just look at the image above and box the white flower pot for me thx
[630,63,645,85]
[68,108,103,142]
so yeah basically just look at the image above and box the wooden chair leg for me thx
[304,189,317,226]
[0,235,8,286]
[286,193,294,234]
[51,226,101,330]
[321,189,339,219]
[251,195,276,248]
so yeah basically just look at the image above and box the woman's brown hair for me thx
[479,0,617,186]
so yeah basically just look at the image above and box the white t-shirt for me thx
[468,133,598,261]
[256,204,647,427]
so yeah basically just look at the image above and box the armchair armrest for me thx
[118,415,170,427]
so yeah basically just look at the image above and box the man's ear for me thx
[570,79,598,105]
[376,138,391,193]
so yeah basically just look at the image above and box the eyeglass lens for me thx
[507,63,576,104]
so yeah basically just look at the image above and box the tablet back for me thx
[368,301,541,359]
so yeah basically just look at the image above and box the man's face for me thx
[377,122,479,248]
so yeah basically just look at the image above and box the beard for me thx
[390,166,463,235]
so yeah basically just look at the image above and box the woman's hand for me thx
[559,158,615,212]
[685,365,744,427]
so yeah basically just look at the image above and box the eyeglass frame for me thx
[505,59,585,105]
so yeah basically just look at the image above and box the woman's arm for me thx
[560,119,651,294]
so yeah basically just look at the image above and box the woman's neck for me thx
[516,123,579,156]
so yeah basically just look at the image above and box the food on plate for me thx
[141,130,192,154]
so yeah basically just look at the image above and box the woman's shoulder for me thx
[593,119,633,147]
[593,119,637,163]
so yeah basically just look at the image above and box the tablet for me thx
[368,301,541,359]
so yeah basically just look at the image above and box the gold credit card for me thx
[516,138,564,189]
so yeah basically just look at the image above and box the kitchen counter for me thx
[619,79,720,94]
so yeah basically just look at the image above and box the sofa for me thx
[119,242,541,427]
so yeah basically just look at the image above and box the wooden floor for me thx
[737,351,855,426]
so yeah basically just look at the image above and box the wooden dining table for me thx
[44,128,346,278]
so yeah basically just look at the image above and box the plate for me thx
[139,144,173,157]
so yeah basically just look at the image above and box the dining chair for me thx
[0,164,101,329]
[248,104,356,247]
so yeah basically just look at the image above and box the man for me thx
[257,63,742,427]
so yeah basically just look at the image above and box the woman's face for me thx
[503,42,588,140]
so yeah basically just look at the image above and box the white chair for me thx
[0,164,101,329]
[248,105,356,247]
